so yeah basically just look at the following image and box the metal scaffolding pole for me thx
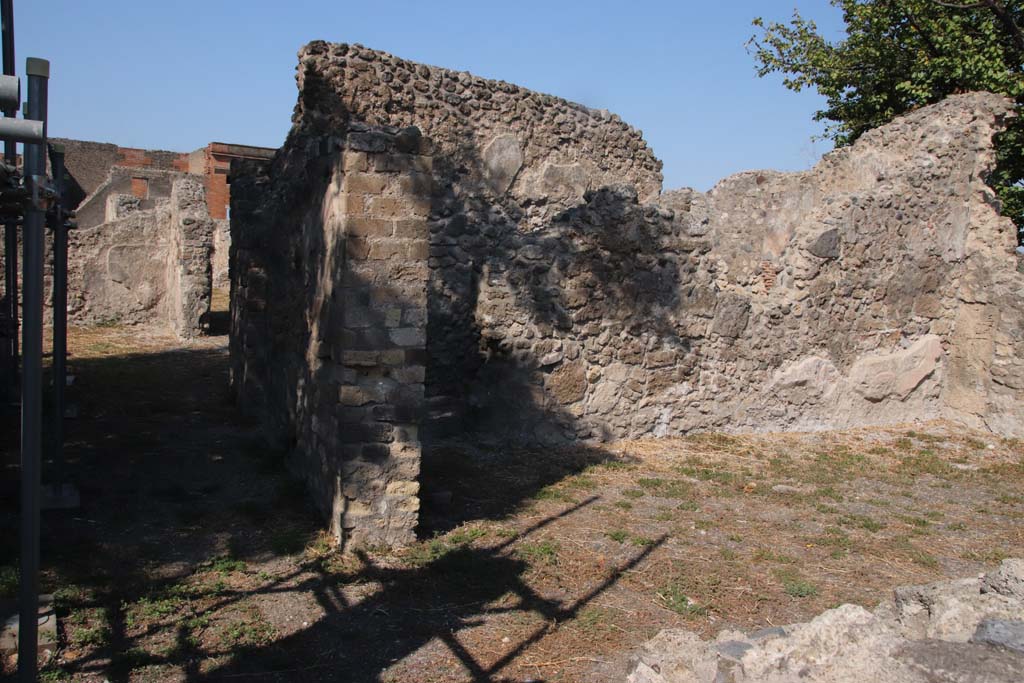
[1,0,17,388]
[49,143,68,493]
[18,55,48,683]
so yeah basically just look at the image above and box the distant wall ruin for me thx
[69,175,215,336]
[230,42,1024,548]
[0,138,275,338]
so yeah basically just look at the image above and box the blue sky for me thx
[16,1,846,191]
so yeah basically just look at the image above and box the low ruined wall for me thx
[230,44,1024,546]
[74,166,180,231]
[455,92,1024,441]
[680,93,1024,437]
[68,175,214,336]
[231,126,431,548]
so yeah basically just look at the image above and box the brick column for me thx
[330,125,432,548]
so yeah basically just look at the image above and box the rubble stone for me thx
[627,560,1024,682]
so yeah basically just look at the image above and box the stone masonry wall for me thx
[453,92,1024,441]
[49,137,191,211]
[164,177,216,338]
[68,175,214,336]
[212,219,231,289]
[290,42,667,438]
[288,44,1023,441]
[230,44,1024,547]
[293,41,663,215]
[230,125,431,549]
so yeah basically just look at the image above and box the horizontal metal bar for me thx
[0,116,42,143]
[0,74,17,111]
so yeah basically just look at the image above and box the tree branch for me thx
[932,0,1024,55]
[903,8,943,59]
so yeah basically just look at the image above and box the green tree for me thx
[749,1,1024,240]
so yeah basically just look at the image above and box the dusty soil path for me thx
[2,323,1022,682]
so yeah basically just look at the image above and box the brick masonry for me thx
[231,125,432,548]
[45,137,275,226]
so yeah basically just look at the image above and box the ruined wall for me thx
[456,92,1024,440]
[293,42,662,214]
[74,166,180,230]
[50,137,191,211]
[0,139,249,339]
[231,45,1024,546]
[69,175,214,336]
[291,42,666,439]
[288,44,1023,441]
[212,219,231,289]
[164,178,217,338]
[231,125,431,548]
[677,92,1023,437]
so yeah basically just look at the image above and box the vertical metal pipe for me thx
[49,145,66,490]
[1,0,16,384]
[18,56,47,683]
[1,1,13,75]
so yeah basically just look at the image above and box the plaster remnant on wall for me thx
[849,335,943,403]
[481,134,522,195]
[66,175,214,337]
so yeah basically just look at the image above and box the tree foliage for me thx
[749,1,1024,238]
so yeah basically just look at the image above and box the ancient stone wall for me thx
[163,178,217,338]
[673,93,1024,437]
[449,92,1024,441]
[0,138,265,347]
[68,175,214,336]
[290,42,668,441]
[74,166,180,230]
[293,42,663,215]
[230,125,431,548]
[230,44,1024,546]
[50,137,191,210]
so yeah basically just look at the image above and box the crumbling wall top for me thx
[292,41,664,214]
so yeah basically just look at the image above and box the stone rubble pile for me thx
[627,559,1024,683]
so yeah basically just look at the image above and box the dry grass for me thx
[3,324,1022,681]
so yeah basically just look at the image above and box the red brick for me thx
[130,177,149,199]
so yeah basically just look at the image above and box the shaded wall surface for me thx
[231,127,431,548]
[289,42,668,443]
[231,42,1024,546]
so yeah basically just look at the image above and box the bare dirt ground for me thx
[2,312,1023,682]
